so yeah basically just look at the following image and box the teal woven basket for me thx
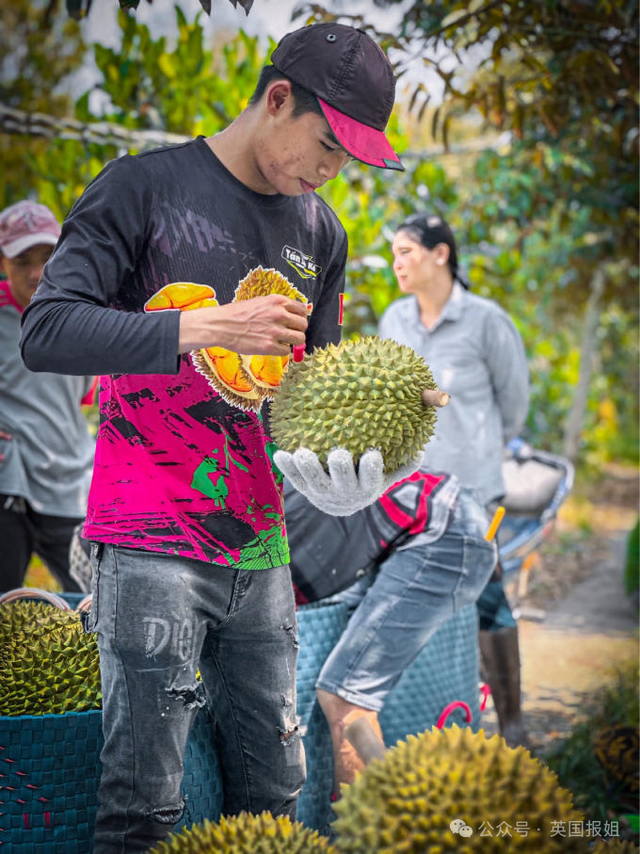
[0,709,101,853]
[0,595,479,848]
[0,602,347,849]
[0,705,223,853]
[380,603,480,746]
[293,601,481,831]
[295,601,349,831]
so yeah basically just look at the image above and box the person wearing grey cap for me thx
[379,211,531,748]
[0,200,96,594]
[20,23,410,852]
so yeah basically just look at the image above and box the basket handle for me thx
[436,700,472,729]
[0,587,72,610]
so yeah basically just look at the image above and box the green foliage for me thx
[63,0,251,20]
[326,0,638,235]
[623,519,639,596]
[2,8,273,219]
[303,0,639,462]
[456,184,640,458]
[25,142,109,223]
[546,658,639,825]
[0,0,85,111]
[0,0,87,206]
[80,10,273,135]
[319,155,457,338]
[4,5,637,464]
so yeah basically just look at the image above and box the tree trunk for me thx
[562,267,606,463]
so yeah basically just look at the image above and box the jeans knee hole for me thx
[147,800,185,825]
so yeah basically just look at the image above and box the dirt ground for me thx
[480,462,639,753]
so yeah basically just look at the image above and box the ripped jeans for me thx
[86,544,305,853]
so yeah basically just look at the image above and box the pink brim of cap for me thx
[1,232,58,259]
[318,98,404,171]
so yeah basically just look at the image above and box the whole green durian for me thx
[270,337,438,473]
[333,725,586,853]
[148,811,336,853]
[0,600,78,646]
[0,601,101,716]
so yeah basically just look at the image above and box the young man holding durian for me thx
[20,22,415,853]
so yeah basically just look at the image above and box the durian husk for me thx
[234,267,306,305]
[0,602,101,716]
[0,600,77,645]
[148,811,336,853]
[270,337,438,473]
[193,348,267,412]
[332,725,586,853]
[193,268,308,408]
[235,267,307,395]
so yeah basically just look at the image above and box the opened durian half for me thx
[236,267,309,394]
[193,267,309,410]
[270,336,439,473]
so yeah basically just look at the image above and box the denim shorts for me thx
[316,488,496,712]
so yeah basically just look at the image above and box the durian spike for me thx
[421,388,450,407]
[0,587,71,609]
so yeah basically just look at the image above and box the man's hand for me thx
[0,430,12,464]
[273,447,424,516]
[178,295,309,355]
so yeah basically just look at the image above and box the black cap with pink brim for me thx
[271,23,404,171]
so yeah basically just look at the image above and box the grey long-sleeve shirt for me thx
[378,283,529,506]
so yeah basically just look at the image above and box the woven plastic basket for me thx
[380,603,480,746]
[0,709,102,852]
[0,601,346,848]
[295,601,349,831]
[0,594,479,848]
[0,705,223,853]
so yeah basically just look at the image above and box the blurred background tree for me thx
[0,0,87,202]
[299,0,638,463]
[59,0,252,18]
[0,1,637,466]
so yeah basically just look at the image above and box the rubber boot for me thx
[478,626,531,749]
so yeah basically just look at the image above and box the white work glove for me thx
[273,447,423,516]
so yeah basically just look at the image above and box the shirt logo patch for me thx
[282,245,322,279]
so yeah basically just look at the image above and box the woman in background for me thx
[379,212,531,748]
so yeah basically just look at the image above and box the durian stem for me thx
[421,388,450,408]
[344,717,387,765]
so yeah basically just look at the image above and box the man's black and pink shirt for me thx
[21,137,347,569]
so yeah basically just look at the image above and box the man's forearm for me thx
[21,298,181,376]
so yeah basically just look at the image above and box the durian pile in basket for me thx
[149,724,620,853]
[0,594,101,717]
